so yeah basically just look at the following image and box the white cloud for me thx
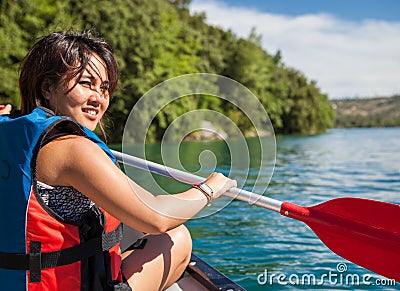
[190,0,400,98]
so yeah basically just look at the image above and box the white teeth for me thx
[85,109,97,116]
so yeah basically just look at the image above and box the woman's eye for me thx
[79,80,92,86]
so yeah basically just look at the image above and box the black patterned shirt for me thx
[37,181,95,224]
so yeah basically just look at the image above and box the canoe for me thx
[165,253,245,291]
[121,226,245,291]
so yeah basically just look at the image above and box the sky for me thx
[189,0,400,99]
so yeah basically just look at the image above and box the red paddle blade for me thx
[281,198,400,281]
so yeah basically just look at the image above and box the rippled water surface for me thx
[120,128,400,290]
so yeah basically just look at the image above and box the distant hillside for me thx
[331,95,400,128]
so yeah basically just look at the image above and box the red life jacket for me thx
[26,192,124,290]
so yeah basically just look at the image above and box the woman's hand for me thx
[203,172,237,201]
[0,104,12,115]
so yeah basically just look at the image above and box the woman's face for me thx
[45,54,110,131]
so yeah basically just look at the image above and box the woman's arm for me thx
[36,135,236,234]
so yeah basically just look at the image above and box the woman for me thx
[0,30,236,290]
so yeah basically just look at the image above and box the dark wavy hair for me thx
[19,29,118,132]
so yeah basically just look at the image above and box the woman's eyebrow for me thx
[81,72,108,83]
[80,72,94,79]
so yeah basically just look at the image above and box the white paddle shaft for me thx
[111,150,282,212]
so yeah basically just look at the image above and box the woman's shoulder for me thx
[47,135,111,166]
[37,134,112,186]
[45,134,98,154]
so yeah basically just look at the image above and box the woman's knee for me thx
[121,225,193,290]
[169,225,192,262]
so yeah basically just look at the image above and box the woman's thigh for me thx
[121,225,192,290]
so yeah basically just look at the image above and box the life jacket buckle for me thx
[29,241,42,282]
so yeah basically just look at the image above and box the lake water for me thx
[117,128,400,290]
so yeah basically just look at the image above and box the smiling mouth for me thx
[83,108,98,116]
[82,108,99,121]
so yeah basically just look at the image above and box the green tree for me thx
[1,0,335,143]
[0,0,73,105]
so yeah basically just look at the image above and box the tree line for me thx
[0,0,335,143]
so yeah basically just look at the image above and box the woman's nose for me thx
[89,87,107,103]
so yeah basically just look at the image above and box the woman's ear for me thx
[41,79,52,100]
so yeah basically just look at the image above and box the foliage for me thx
[0,0,335,143]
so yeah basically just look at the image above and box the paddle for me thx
[111,149,400,282]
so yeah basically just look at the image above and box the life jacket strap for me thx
[0,223,123,282]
